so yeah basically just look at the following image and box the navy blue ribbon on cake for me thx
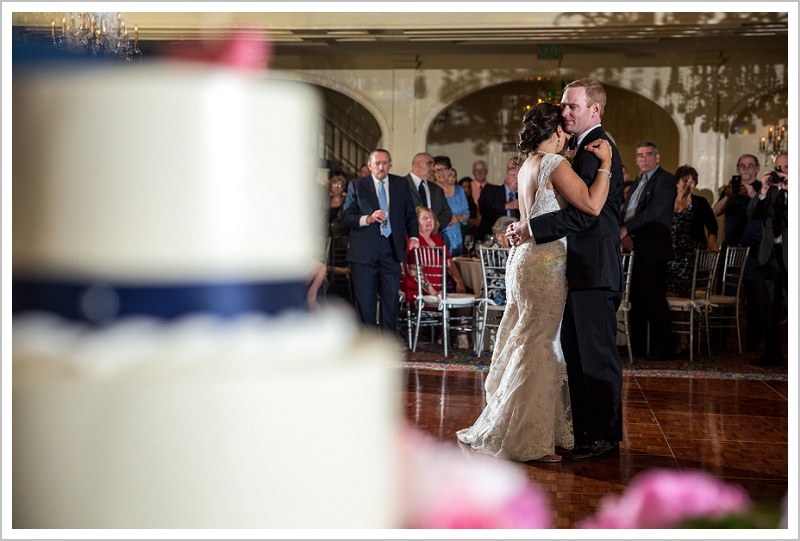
[13,277,309,324]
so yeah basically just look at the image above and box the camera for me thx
[769,169,782,185]
[730,175,742,192]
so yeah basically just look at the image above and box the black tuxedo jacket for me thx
[477,183,511,239]
[341,173,420,264]
[620,166,677,264]
[405,174,452,233]
[747,187,789,266]
[528,126,625,291]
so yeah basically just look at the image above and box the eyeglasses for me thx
[434,167,450,173]
[737,163,757,170]
[635,152,655,158]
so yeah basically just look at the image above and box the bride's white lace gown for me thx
[457,153,574,461]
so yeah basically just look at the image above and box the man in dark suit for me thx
[506,78,624,461]
[747,152,788,366]
[477,163,520,240]
[342,149,420,332]
[405,152,452,233]
[620,142,677,360]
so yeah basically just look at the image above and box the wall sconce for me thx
[759,124,787,161]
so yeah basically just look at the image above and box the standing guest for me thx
[477,163,520,240]
[433,156,470,257]
[666,165,719,298]
[506,78,624,461]
[405,152,452,234]
[328,174,347,232]
[747,153,788,367]
[359,163,370,178]
[713,153,764,351]
[470,160,489,207]
[342,149,420,332]
[620,142,677,360]
[459,176,481,239]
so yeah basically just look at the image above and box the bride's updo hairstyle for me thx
[517,102,565,156]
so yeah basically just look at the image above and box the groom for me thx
[507,78,624,461]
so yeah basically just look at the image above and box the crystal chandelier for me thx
[51,12,141,61]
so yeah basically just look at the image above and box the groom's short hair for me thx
[564,78,607,116]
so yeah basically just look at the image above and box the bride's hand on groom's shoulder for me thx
[587,139,612,161]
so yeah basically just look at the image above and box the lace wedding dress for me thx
[457,153,574,461]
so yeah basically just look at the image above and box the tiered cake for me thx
[12,60,400,529]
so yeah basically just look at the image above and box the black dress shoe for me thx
[567,440,619,462]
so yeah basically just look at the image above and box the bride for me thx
[456,102,611,462]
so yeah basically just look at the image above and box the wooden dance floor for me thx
[402,368,789,529]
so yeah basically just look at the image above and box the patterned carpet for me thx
[402,342,788,381]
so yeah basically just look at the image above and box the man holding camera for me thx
[713,154,764,351]
[747,153,788,366]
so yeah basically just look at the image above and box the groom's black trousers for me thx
[561,288,623,446]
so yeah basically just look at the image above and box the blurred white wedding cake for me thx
[12,57,400,529]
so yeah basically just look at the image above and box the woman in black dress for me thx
[666,165,719,297]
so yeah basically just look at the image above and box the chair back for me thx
[620,251,635,306]
[478,245,509,306]
[719,246,749,297]
[329,228,349,269]
[691,249,720,301]
[413,245,448,303]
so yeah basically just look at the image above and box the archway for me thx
[318,86,382,178]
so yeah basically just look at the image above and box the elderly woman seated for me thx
[490,216,515,249]
[480,216,514,306]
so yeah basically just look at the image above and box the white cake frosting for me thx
[13,63,321,282]
[13,309,400,529]
[12,60,401,529]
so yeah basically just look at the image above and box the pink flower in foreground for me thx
[399,426,552,529]
[579,469,752,529]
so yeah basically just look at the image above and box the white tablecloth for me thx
[453,257,483,296]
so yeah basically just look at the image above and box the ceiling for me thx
[11,10,790,65]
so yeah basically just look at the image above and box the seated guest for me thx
[490,216,515,249]
[481,216,514,306]
[404,206,470,348]
[666,165,719,297]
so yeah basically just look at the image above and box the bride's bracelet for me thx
[597,168,611,177]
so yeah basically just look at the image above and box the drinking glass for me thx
[463,235,474,256]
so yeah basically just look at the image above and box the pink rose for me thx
[399,427,552,529]
[579,469,752,529]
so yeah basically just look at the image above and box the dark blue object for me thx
[13,277,309,324]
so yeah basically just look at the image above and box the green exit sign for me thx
[538,44,563,60]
